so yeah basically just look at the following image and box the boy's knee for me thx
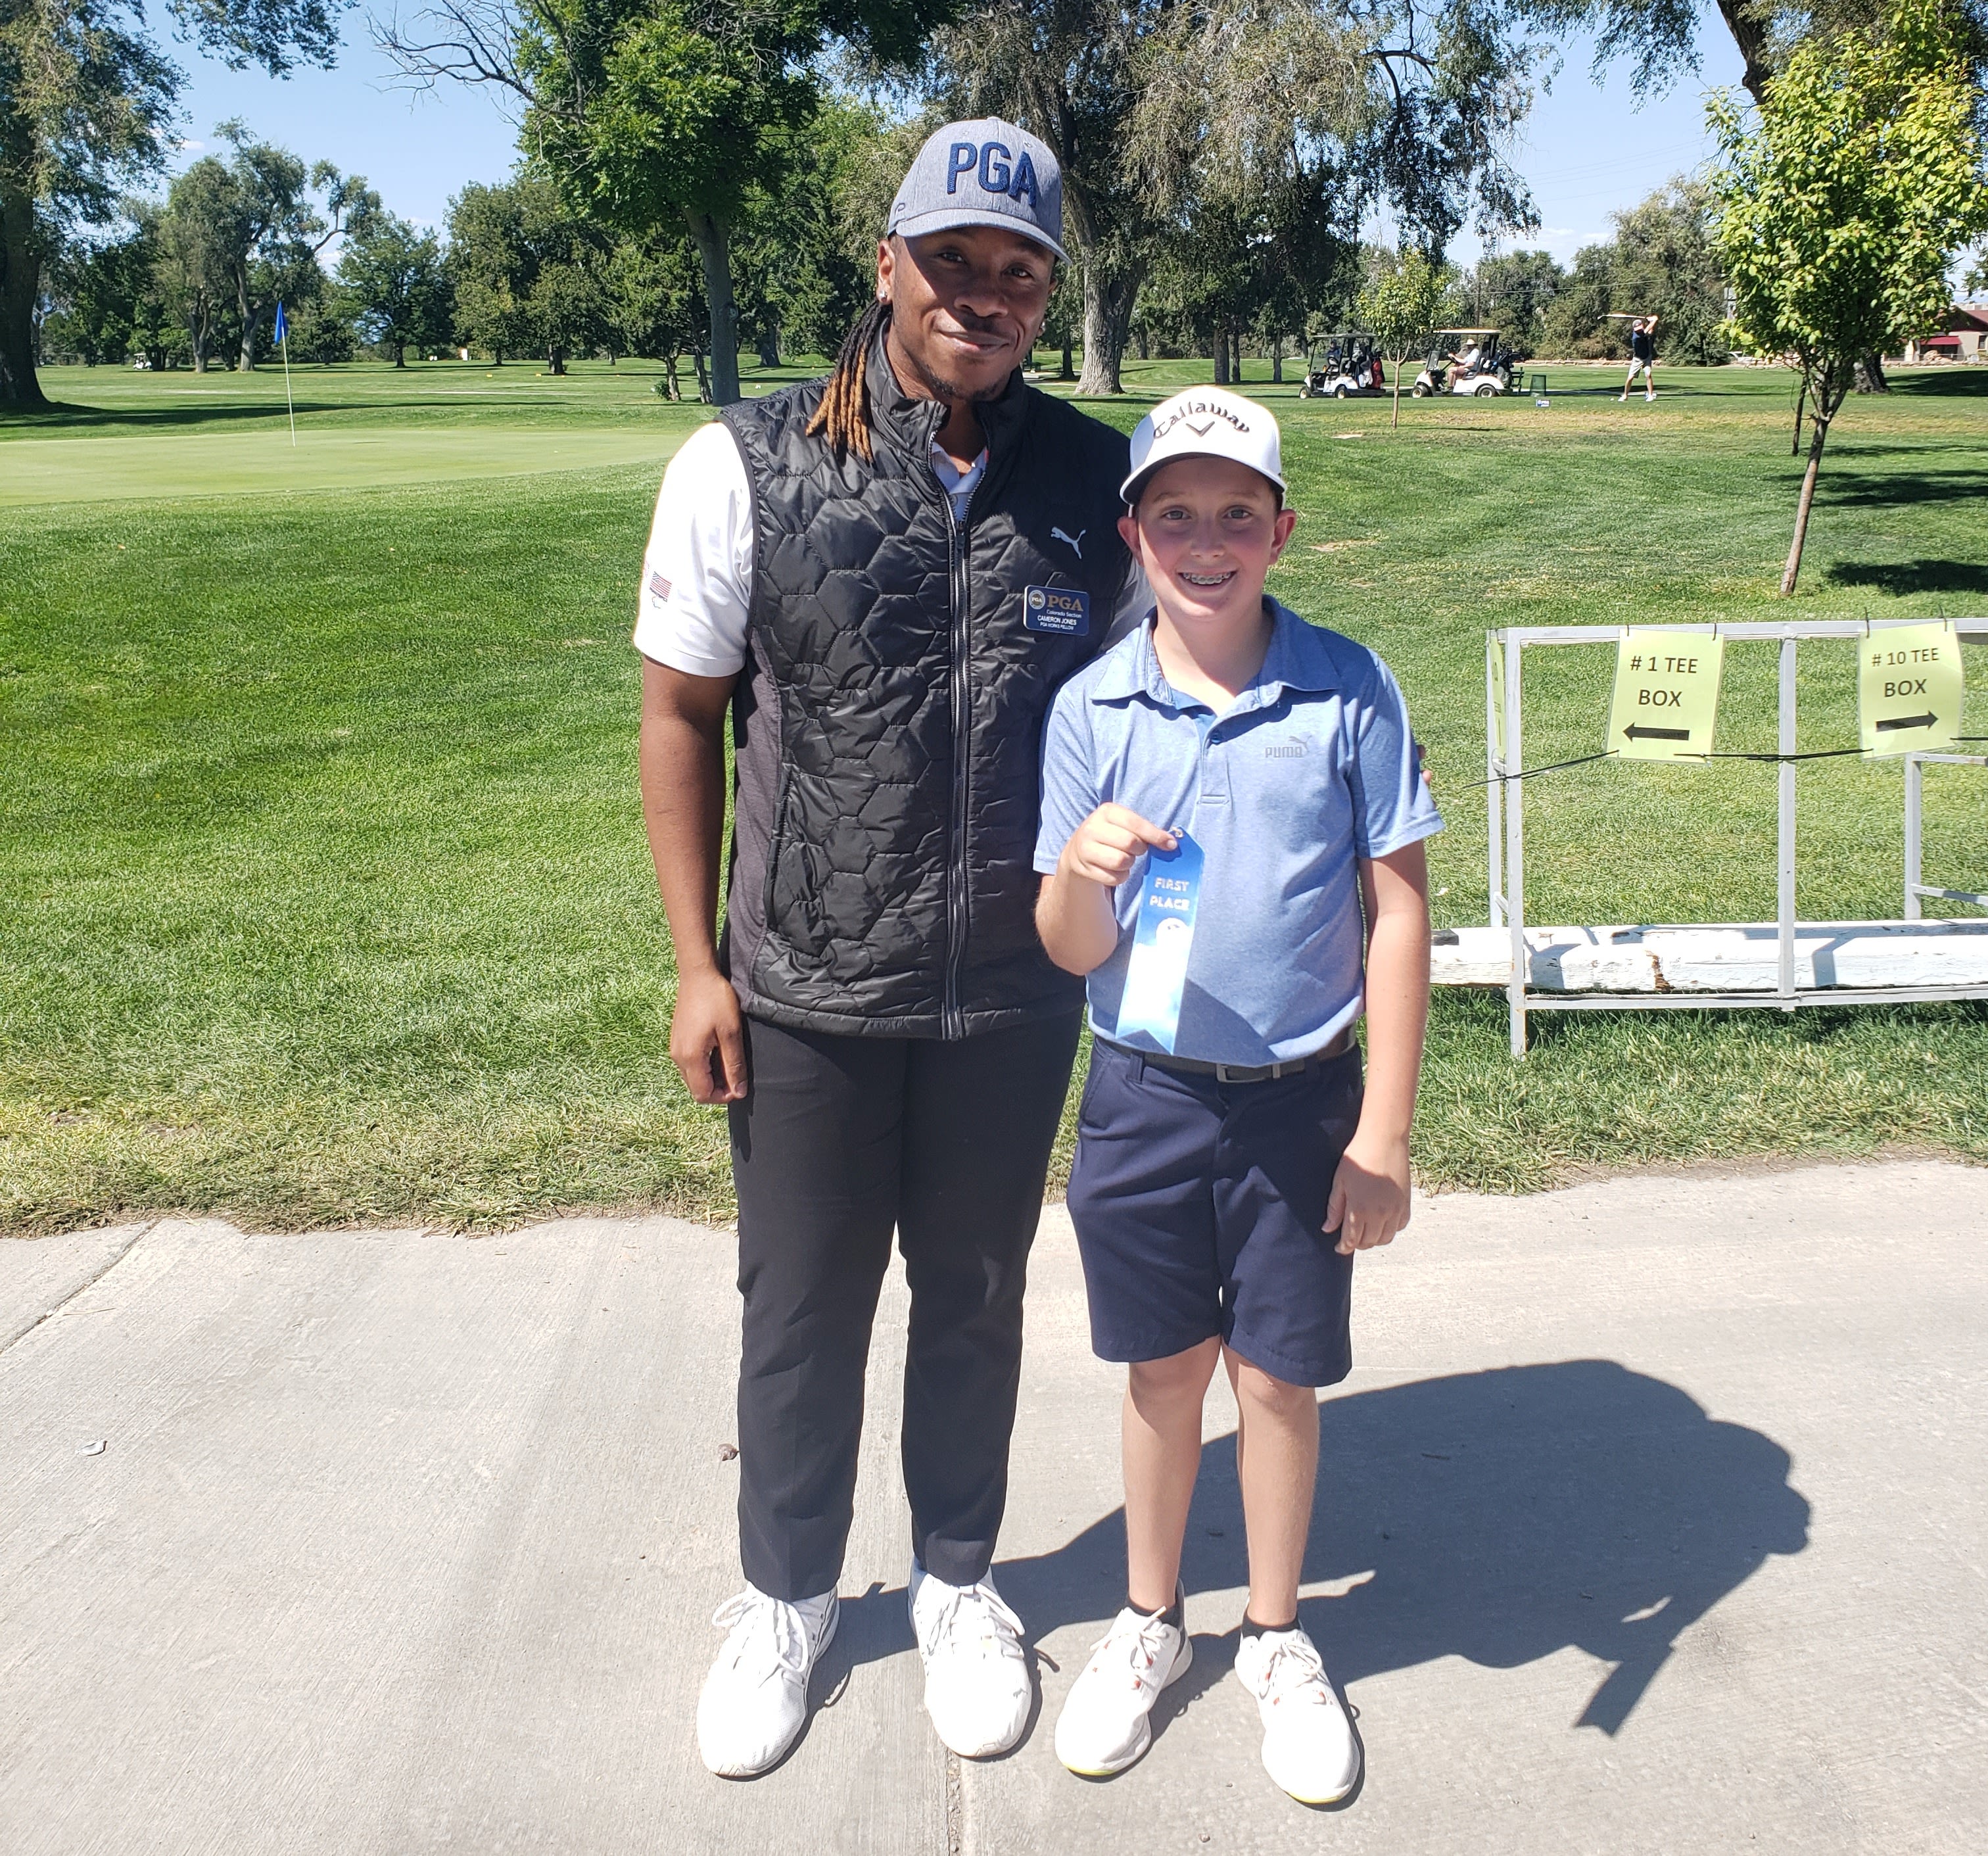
[1128,1341,1219,1411]
[1230,1354,1316,1420]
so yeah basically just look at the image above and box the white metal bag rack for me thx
[1477,619,1988,1056]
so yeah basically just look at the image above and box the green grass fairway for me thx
[3,357,1984,1231]
[0,428,692,506]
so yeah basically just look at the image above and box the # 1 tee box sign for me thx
[1859,621,1964,755]
[1607,631,1726,762]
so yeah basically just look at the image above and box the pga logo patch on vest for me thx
[1024,585,1089,636]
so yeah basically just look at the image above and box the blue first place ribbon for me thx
[1114,830,1205,1055]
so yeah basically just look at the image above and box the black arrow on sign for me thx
[1624,724,1692,741]
[1875,712,1938,732]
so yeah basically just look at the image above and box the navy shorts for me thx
[1065,1039,1363,1389]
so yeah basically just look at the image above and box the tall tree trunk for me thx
[1391,360,1403,431]
[1791,377,1806,455]
[1271,336,1283,384]
[686,208,740,405]
[757,327,779,369]
[1714,0,1776,101]
[692,345,711,402]
[0,184,50,410]
[1213,321,1230,385]
[394,344,406,369]
[1780,412,1831,596]
[1076,261,1139,396]
[1060,333,1074,379]
[1853,352,1887,393]
[235,269,261,371]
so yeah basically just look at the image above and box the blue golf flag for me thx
[273,301,287,345]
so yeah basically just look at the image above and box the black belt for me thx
[1095,1026,1357,1085]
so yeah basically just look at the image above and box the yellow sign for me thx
[1608,630,1724,761]
[1489,636,1505,759]
[1859,622,1963,755]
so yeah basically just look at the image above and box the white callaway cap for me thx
[1121,386,1286,505]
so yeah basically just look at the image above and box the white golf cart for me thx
[1411,329,1525,397]
[1297,332,1385,398]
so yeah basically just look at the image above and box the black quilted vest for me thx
[717,350,1133,1039]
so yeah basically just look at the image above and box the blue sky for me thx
[168,12,1751,266]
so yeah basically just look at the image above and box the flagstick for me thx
[280,315,297,448]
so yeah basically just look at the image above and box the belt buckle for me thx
[1215,1062,1239,1084]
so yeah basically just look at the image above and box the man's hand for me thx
[671,967,748,1105]
[1325,1128,1411,1255]
[1058,804,1175,889]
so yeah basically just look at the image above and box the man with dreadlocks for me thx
[634,119,1146,1778]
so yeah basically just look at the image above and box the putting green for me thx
[0,426,691,508]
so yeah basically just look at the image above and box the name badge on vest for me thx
[1024,584,1089,636]
[1114,831,1204,1055]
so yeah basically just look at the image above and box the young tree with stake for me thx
[1710,0,1988,594]
[1358,247,1445,429]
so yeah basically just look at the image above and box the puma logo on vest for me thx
[1051,526,1086,559]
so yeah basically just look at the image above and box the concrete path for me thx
[2,1160,1982,1855]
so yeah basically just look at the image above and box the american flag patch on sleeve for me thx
[648,570,673,602]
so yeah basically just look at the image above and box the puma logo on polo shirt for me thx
[1264,738,1310,759]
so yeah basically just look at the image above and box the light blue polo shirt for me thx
[1033,600,1442,1066]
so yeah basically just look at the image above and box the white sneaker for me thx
[908,1562,1033,1757]
[1054,1602,1193,1776]
[696,1584,840,1778]
[1232,1625,1361,1804]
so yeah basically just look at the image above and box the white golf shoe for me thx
[1232,1625,1361,1804]
[908,1562,1033,1757]
[696,1584,840,1778]
[1053,1602,1193,1776]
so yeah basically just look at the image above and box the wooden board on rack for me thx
[1433,919,1988,992]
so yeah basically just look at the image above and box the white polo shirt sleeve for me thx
[632,421,755,678]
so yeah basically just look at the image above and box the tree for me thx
[602,233,704,393]
[937,0,1539,394]
[443,171,606,370]
[1710,0,1988,593]
[0,0,341,408]
[1465,249,1564,352]
[447,179,534,362]
[1358,245,1446,427]
[156,160,237,371]
[170,124,375,372]
[1609,179,1731,364]
[377,0,950,404]
[1537,0,1988,388]
[41,210,162,363]
[337,212,453,365]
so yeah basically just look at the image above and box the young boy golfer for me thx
[1033,387,1440,1803]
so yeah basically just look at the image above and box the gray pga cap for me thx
[887,118,1067,262]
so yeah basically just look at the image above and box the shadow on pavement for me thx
[996,1360,1810,1738]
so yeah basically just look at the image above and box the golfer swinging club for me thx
[1619,313,1659,402]
[635,120,1147,1778]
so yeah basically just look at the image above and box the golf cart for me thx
[1411,329,1526,397]
[1297,332,1384,398]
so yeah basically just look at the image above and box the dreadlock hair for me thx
[807,298,893,464]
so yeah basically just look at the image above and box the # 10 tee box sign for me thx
[1607,631,1725,762]
[1858,622,1964,755]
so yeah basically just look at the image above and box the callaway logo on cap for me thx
[1121,386,1287,505]
[888,118,1068,262]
